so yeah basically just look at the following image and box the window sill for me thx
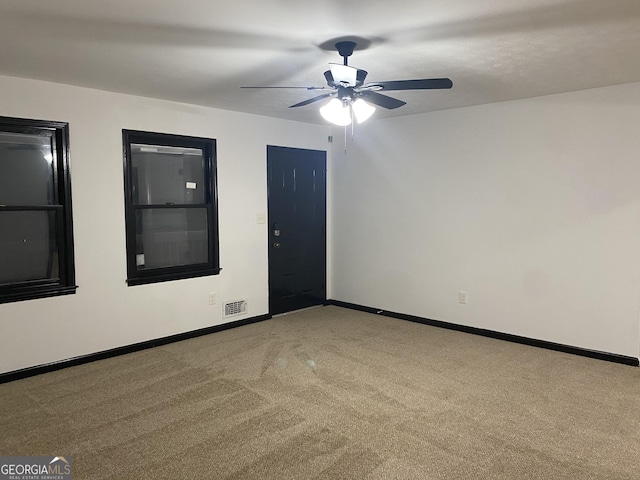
[126,267,222,286]
[0,285,78,304]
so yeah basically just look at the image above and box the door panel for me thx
[267,145,326,315]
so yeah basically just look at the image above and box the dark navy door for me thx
[267,145,326,315]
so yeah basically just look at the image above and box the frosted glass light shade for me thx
[329,63,358,86]
[320,98,352,126]
[352,99,376,123]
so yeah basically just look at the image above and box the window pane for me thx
[135,208,208,269]
[0,211,59,285]
[0,132,55,206]
[131,144,205,205]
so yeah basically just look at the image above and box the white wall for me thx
[3,75,638,373]
[0,75,331,374]
[331,82,640,359]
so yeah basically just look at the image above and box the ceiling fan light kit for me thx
[320,96,376,126]
[352,98,376,123]
[242,39,453,126]
[320,98,352,126]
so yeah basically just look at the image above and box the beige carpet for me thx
[1,306,639,479]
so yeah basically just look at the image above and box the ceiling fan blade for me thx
[241,86,327,90]
[356,69,368,86]
[366,78,453,91]
[289,92,334,108]
[360,91,406,110]
[324,70,335,86]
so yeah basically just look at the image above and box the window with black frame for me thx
[0,116,76,304]
[122,130,220,285]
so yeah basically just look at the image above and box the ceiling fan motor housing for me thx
[337,86,354,102]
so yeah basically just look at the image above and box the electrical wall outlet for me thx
[256,213,266,224]
[208,292,217,305]
[459,291,468,304]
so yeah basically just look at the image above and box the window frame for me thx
[122,130,220,286]
[0,116,77,304]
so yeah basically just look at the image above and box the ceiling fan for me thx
[242,41,452,125]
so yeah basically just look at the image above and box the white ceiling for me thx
[0,0,639,124]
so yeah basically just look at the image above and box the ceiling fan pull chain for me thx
[351,106,355,137]
[344,125,347,154]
